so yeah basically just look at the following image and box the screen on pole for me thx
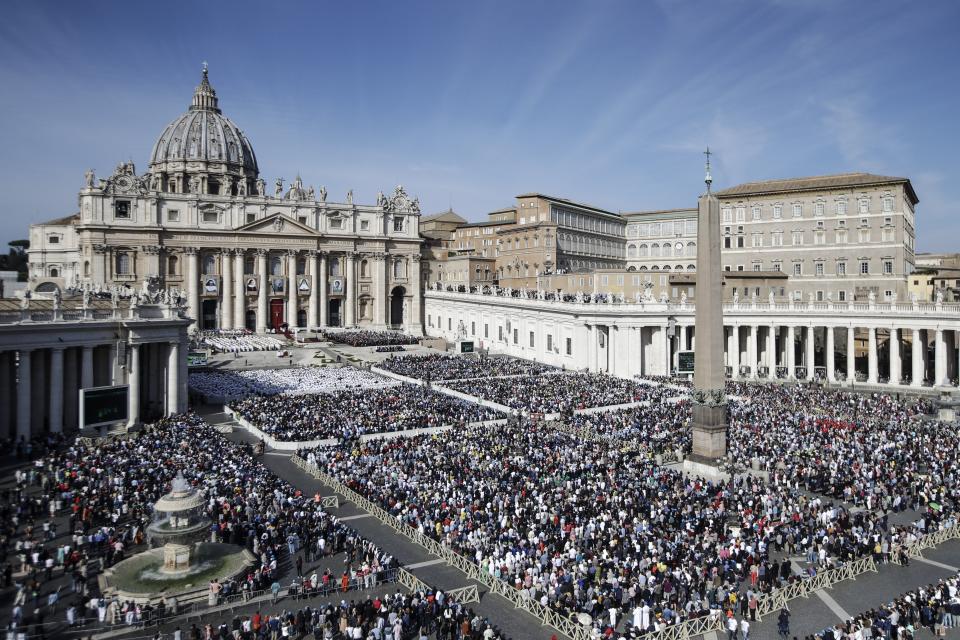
[678,350,695,374]
[80,385,129,429]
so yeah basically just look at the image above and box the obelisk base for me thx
[690,402,727,461]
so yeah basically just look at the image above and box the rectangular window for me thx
[737,236,744,248]
[722,208,732,223]
[838,290,846,301]
[793,263,802,276]
[566,337,572,356]
[484,324,489,338]
[792,231,803,246]
[202,210,219,223]
[360,220,370,231]
[859,199,869,214]
[814,231,825,245]
[498,326,503,341]
[737,265,744,272]
[773,205,782,219]
[772,232,783,247]
[815,263,824,276]
[246,212,256,224]
[48,235,59,244]
[751,206,761,220]
[471,321,475,336]
[773,263,781,272]
[735,207,745,222]
[751,234,762,247]
[115,200,130,219]
[883,260,893,275]
[167,209,180,222]
[837,201,847,216]
[330,218,343,229]
[753,264,761,272]
[513,328,518,344]
[547,334,553,352]
[792,203,802,218]
[816,290,824,302]
[858,229,870,243]
[837,262,846,276]
[448,318,452,330]
[860,261,869,275]
[529,331,535,348]
[837,230,847,244]
[882,228,894,242]
[674,221,684,234]
[815,202,824,216]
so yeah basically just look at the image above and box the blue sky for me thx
[1,0,957,250]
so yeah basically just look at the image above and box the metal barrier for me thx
[893,521,960,564]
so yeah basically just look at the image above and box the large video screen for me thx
[80,385,129,429]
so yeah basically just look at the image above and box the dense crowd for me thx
[326,331,420,348]
[230,384,503,441]
[302,393,956,638]
[443,372,671,412]
[816,572,959,639]
[189,367,397,400]
[194,330,286,353]
[566,400,692,456]
[3,414,397,638]
[378,353,557,382]
[130,589,512,640]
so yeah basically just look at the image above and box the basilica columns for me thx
[186,248,199,325]
[868,327,878,384]
[911,328,923,387]
[287,250,298,328]
[729,325,740,373]
[319,252,329,327]
[346,252,357,327]
[308,251,319,329]
[233,249,245,329]
[256,249,268,334]
[889,328,901,385]
[805,326,815,381]
[81,346,94,391]
[935,328,947,386]
[786,325,796,376]
[747,325,758,378]
[410,256,422,334]
[221,249,234,330]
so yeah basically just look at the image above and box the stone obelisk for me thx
[690,149,728,462]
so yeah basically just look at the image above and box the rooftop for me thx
[714,172,918,204]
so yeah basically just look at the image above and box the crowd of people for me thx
[326,331,420,348]
[815,572,959,639]
[194,330,286,354]
[189,367,398,401]
[443,372,671,412]
[230,384,503,441]
[3,413,397,638]
[300,384,956,638]
[565,400,692,456]
[377,353,557,382]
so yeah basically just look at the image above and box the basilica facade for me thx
[28,68,423,333]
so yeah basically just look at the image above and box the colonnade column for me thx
[81,346,94,391]
[748,325,758,378]
[806,325,815,381]
[847,326,856,383]
[380,253,391,326]
[911,328,923,387]
[127,344,139,427]
[287,250,298,328]
[319,252,328,327]
[0,352,11,437]
[16,349,32,441]
[167,341,180,416]
[889,328,901,386]
[786,325,796,377]
[345,252,356,327]
[307,251,319,329]
[766,325,776,371]
[867,327,878,384]
[221,249,233,330]
[185,248,199,328]
[256,249,268,333]
[410,255,422,334]
[48,347,64,434]
[730,325,740,374]
[826,326,836,382]
[233,249,245,330]
[935,328,947,386]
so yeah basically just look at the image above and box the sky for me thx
[0,0,957,250]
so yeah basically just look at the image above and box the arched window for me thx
[662,243,672,258]
[627,244,637,258]
[638,244,649,257]
[330,259,341,277]
[203,254,216,274]
[168,256,178,275]
[360,260,369,278]
[115,252,131,275]
[651,244,661,257]
[686,241,696,256]
[83,261,90,277]
[662,265,671,271]
[271,256,283,276]
[50,267,59,278]
[638,266,648,271]
[688,264,696,271]
[651,265,659,271]
[297,257,306,275]
[393,259,406,279]
[627,266,636,272]
[675,265,684,271]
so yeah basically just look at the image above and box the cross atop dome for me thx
[191,63,220,113]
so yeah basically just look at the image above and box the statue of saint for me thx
[84,169,96,188]
[346,189,353,204]
[307,185,315,200]
[255,178,266,196]
[274,178,284,197]
[318,186,327,202]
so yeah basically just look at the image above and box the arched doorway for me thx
[390,286,406,328]
[270,299,284,330]
[245,310,256,331]
[35,282,59,294]
[201,299,218,330]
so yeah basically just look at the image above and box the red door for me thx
[270,299,285,330]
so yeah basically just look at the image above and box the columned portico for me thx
[805,325,815,381]
[935,328,947,386]
[889,328,901,386]
[786,325,796,377]
[307,251,319,329]
[911,328,923,387]
[221,249,233,330]
[346,252,357,327]
[287,251,298,328]
[319,252,329,327]
[826,326,836,381]
[16,349,31,441]
[256,249,268,334]
[186,248,199,326]
[233,249,245,330]
[847,327,856,382]
[868,327,878,384]
[49,347,64,433]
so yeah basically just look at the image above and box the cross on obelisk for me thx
[689,147,728,463]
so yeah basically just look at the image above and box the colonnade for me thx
[182,248,422,333]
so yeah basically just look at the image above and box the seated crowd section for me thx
[325,330,420,348]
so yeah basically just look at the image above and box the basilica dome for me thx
[149,67,258,180]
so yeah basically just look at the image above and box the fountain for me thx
[99,472,254,605]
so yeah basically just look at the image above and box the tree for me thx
[6,239,29,281]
